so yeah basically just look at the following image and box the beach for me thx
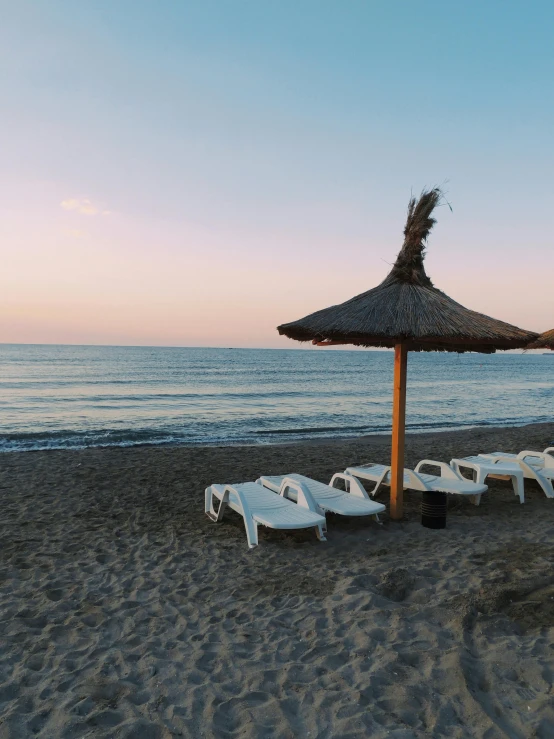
[2,421,554,738]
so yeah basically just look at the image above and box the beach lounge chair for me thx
[344,460,488,503]
[477,451,554,499]
[256,473,386,527]
[205,480,327,548]
[450,456,525,504]
[478,448,554,472]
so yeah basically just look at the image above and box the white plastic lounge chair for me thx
[450,456,525,504]
[478,451,554,499]
[205,480,327,549]
[256,473,386,526]
[478,448,554,473]
[344,460,488,503]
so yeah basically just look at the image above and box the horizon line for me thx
[0,342,545,354]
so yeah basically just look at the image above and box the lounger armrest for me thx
[544,449,554,467]
[518,450,554,469]
[329,472,370,499]
[279,477,321,514]
[518,449,545,459]
[450,457,469,467]
[222,484,252,520]
[414,460,460,480]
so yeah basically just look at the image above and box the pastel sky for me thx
[2,1,553,348]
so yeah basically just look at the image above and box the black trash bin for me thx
[421,491,447,529]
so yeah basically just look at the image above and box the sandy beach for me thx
[2,422,554,738]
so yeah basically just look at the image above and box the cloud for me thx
[60,198,110,216]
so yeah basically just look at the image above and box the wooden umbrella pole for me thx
[390,343,408,520]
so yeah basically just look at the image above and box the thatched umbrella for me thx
[277,188,539,519]
[526,329,554,350]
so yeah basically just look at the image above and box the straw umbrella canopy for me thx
[526,329,554,350]
[277,188,539,519]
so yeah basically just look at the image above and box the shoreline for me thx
[2,419,553,456]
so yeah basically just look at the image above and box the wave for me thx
[252,416,552,436]
[254,424,381,435]
[0,429,182,453]
[2,415,551,453]
[0,389,379,402]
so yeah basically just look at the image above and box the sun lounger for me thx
[344,460,488,503]
[477,451,554,499]
[256,473,386,526]
[450,456,525,503]
[478,448,554,472]
[205,480,327,548]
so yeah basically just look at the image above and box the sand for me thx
[2,422,554,738]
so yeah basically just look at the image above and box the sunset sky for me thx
[2,1,553,348]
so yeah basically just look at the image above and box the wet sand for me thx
[1,422,554,738]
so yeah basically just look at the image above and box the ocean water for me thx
[0,344,553,452]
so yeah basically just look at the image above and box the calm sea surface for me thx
[0,344,553,452]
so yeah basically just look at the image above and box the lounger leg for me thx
[244,518,259,549]
[205,487,228,522]
[369,473,389,497]
[512,475,525,504]
[470,469,487,505]
[315,524,327,542]
[369,482,380,496]
[518,461,554,499]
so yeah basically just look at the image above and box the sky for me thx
[1,0,553,348]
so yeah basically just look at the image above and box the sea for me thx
[0,344,553,453]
